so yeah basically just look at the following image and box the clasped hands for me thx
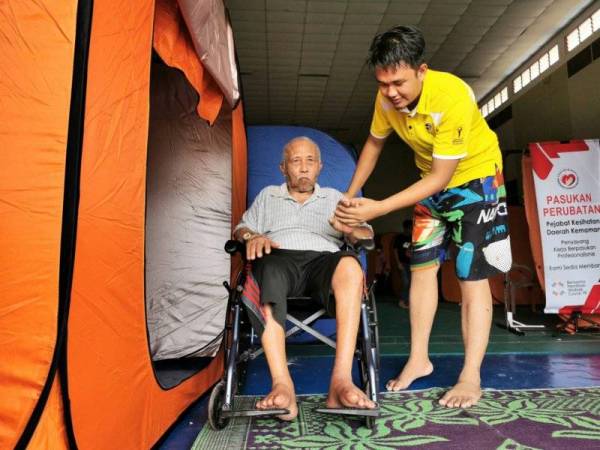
[331,195,384,229]
[246,195,382,261]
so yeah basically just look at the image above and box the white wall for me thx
[496,56,600,149]
[568,56,600,138]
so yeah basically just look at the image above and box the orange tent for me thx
[0,1,246,448]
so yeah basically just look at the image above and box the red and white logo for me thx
[557,169,578,189]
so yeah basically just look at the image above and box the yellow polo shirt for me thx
[370,69,502,188]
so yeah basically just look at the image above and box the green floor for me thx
[287,295,600,357]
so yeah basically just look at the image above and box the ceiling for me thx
[225,0,594,146]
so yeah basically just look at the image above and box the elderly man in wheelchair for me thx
[230,136,378,422]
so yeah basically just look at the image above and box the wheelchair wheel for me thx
[208,380,230,430]
[367,289,380,370]
[366,414,375,429]
[359,292,380,430]
[358,349,376,429]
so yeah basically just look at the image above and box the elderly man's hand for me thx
[329,215,354,234]
[246,235,279,260]
[335,197,385,227]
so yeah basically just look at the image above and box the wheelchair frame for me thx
[208,240,381,430]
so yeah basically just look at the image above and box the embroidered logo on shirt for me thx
[452,126,464,145]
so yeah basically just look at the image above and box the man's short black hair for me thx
[368,25,425,69]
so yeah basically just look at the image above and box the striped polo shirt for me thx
[235,183,346,252]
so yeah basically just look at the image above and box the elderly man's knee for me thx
[261,303,286,332]
[332,256,363,290]
[263,303,274,319]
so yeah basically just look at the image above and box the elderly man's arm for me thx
[233,190,280,260]
[234,227,280,260]
[233,227,258,242]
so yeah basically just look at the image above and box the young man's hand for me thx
[335,197,386,226]
[246,235,279,260]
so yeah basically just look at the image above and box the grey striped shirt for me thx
[235,183,346,252]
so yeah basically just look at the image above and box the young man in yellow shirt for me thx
[335,25,512,408]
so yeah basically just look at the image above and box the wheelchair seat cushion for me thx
[241,248,361,336]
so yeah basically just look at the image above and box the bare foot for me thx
[398,300,409,309]
[386,359,433,391]
[256,382,298,420]
[438,378,482,408]
[326,377,376,409]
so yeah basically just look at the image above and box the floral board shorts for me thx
[411,171,512,281]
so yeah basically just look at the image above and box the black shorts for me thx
[241,249,360,336]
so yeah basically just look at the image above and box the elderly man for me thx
[233,136,376,420]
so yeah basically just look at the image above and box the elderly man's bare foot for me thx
[326,377,376,409]
[386,358,434,391]
[256,382,298,420]
[439,376,482,408]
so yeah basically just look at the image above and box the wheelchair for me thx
[208,239,381,430]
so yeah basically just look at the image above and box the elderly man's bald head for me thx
[281,137,321,164]
[279,136,323,194]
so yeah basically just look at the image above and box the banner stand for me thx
[499,267,547,336]
[527,140,600,335]
[494,150,547,335]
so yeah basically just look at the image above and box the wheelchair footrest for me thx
[314,407,380,417]
[222,408,289,418]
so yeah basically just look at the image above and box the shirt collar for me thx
[399,105,418,117]
[415,69,431,116]
[276,183,326,201]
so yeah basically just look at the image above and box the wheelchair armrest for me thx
[344,237,375,252]
[224,239,245,256]
[226,237,374,260]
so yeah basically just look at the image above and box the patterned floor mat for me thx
[192,387,600,449]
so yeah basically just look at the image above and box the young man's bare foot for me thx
[256,382,298,420]
[326,377,376,409]
[386,358,433,391]
[439,375,482,408]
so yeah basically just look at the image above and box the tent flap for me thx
[178,0,240,108]
[154,0,224,125]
